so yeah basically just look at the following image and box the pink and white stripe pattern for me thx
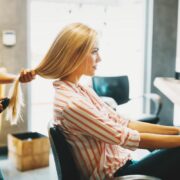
[53,80,140,180]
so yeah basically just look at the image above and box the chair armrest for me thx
[129,93,162,116]
[143,93,162,115]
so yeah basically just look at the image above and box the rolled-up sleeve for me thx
[62,98,140,150]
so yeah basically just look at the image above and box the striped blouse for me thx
[53,80,140,180]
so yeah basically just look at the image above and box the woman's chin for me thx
[85,71,95,76]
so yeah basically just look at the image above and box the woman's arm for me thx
[139,133,180,149]
[129,121,180,149]
[128,120,179,135]
[60,96,140,150]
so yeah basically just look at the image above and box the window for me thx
[29,0,146,134]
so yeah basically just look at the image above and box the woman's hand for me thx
[175,127,180,135]
[19,69,36,83]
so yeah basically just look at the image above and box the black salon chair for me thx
[92,76,162,124]
[48,126,80,180]
[48,126,161,180]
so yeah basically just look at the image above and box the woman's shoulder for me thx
[81,84,99,97]
[79,84,93,93]
[54,85,85,102]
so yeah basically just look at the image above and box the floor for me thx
[0,153,58,180]
[0,149,150,180]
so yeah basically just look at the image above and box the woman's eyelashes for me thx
[91,48,99,55]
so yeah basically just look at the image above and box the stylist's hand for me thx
[19,69,36,83]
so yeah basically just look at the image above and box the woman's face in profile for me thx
[82,43,101,76]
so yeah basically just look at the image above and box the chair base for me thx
[0,169,4,180]
[114,174,161,180]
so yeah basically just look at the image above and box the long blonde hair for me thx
[7,23,97,124]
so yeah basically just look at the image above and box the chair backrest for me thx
[92,76,130,105]
[48,126,80,180]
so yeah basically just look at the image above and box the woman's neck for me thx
[62,73,81,86]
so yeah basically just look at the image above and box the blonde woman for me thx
[8,23,180,180]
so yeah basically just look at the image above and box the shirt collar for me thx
[53,79,81,92]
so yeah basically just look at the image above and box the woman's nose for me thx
[96,53,101,63]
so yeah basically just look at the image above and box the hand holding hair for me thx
[19,69,36,83]
[0,69,36,116]
[6,69,36,125]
